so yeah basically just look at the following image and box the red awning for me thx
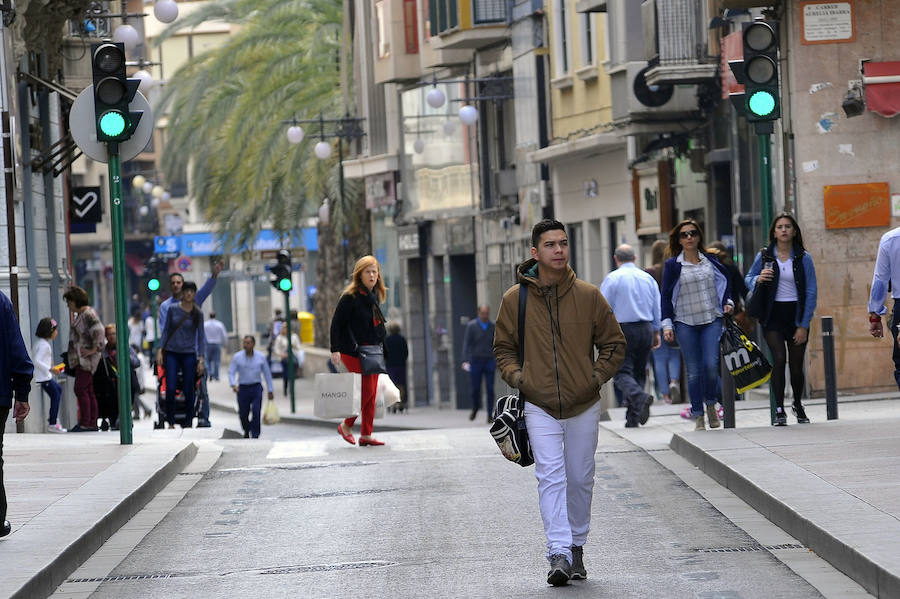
[125,253,146,276]
[864,61,900,118]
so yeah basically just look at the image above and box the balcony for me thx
[374,0,425,84]
[575,0,606,13]
[642,0,718,86]
[429,0,509,50]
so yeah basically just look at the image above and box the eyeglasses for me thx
[679,230,699,239]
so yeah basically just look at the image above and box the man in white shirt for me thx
[203,312,228,381]
[868,226,900,390]
[229,335,274,438]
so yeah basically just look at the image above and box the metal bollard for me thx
[821,316,838,420]
[720,358,736,428]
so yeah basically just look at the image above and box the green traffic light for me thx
[99,110,127,138]
[278,278,292,292]
[748,90,776,117]
[148,278,160,292]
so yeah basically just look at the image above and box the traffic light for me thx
[91,42,143,142]
[270,250,293,292]
[146,257,165,292]
[742,20,780,122]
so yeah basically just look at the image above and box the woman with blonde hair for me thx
[330,255,388,446]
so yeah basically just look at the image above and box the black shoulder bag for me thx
[490,284,534,467]
[347,306,387,375]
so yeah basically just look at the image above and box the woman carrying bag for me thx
[745,213,817,426]
[330,255,387,446]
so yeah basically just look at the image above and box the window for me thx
[553,0,571,76]
[375,0,390,58]
[580,14,594,66]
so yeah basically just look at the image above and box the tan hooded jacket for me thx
[493,259,626,420]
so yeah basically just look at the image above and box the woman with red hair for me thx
[330,255,387,446]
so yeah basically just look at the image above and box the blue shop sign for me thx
[158,229,318,257]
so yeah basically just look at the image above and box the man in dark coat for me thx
[461,305,496,422]
[0,289,34,537]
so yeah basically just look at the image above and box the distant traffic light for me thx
[91,42,143,142]
[270,250,293,292]
[742,20,780,122]
[146,257,165,292]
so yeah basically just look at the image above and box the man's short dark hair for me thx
[169,272,183,282]
[531,219,566,248]
[243,335,256,343]
[209,312,216,319]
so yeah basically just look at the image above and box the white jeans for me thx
[524,400,601,562]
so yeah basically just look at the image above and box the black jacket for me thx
[330,290,386,357]
[384,333,408,368]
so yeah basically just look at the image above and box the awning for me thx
[863,61,900,118]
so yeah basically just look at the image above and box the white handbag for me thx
[314,373,362,419]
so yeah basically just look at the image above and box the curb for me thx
[10,442,198,599]
[670,432,900,599]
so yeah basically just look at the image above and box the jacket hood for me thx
[516,259,577,297]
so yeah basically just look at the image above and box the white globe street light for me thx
[314,141,332,160]
[151,185,165,198]
[113,24,140,50]
[318,198,330,225]
[151,197,160,208]
[413,138,425,154]
[459,105,479,126]
[154,0,179,24]
[426,87,446,109]
[142,181,153,194]
[132,175,146,189]
[161,192,171,201]
[286,125,305,145]
[133,70,153,94]
[139,205,150,216]
[442,120,456,136]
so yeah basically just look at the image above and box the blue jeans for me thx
[674,319,724,417]
[237,383,263,438]
[206,344,222,380]
[469,357,496,416]
[651,343,682,398]
[164,351,197,426]
[41,379,63,425]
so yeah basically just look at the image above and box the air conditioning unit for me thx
[493,169,517,198]
[610,61,700,124]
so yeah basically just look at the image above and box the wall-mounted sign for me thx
[447,217,475,255]
[397,226,420,257]
[801,1,855,45]
[632,161,672,236]
[70,186,102,224]
[824,182,890,229]
[365,173,396,210]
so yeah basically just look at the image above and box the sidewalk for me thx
[604,393,900,599]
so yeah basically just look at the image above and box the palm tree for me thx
[154,0,369,347]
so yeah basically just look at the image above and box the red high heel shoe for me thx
[337,423,356,445]
[358,437,385,446]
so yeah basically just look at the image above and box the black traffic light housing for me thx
[91,42,143,142]
[146,256,166,292]
[741,20,780,123]
[270,250,293,292]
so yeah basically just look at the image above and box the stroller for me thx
[153,362,209,429]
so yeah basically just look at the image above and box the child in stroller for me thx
[153,362,210,429]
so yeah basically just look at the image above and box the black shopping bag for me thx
[720,317,772,393]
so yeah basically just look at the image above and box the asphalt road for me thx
[82,412,823,598]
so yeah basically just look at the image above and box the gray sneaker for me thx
[570,545,586,580]
[547,553,572,586]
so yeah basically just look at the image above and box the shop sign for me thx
[824,182,890,229]
[398,226,420,256]
[632,161,672,236]
[365,173,396,210]
[447,217,475,254]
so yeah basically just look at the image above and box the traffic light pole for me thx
[758,132,777,425]
[285,291,295,413]
[107,147,134,444]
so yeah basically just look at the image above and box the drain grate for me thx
[278,487,401,500]
[67,573,185,583]
[695,543,805,553]
[258,561,396,575]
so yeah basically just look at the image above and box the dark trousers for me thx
[469,357,496,416]
[164,351,197,426]
[41,379,62,425]
[613,322,654,425]
[237,383,263,438]
[74,367,98,428]
[0,407,7,522]
[206,344,222,380]
[892,301,900,392]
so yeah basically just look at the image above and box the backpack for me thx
[489,284,534,467]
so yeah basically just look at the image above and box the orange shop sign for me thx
[823,182,890,229]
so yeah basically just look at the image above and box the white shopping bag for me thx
[374,393,385,420]
[314,373,362,419]
[375,374,401,409]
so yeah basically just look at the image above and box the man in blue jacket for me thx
[461,305,496,422]
[0,289,34,537]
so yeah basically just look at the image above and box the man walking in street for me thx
[461,304,496,422]
[868,225,900,390]
[0,289,33,537]
[601,244,661,428]
[494,219,625,586]
[228,335,274,439]
[204,312,228,381]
